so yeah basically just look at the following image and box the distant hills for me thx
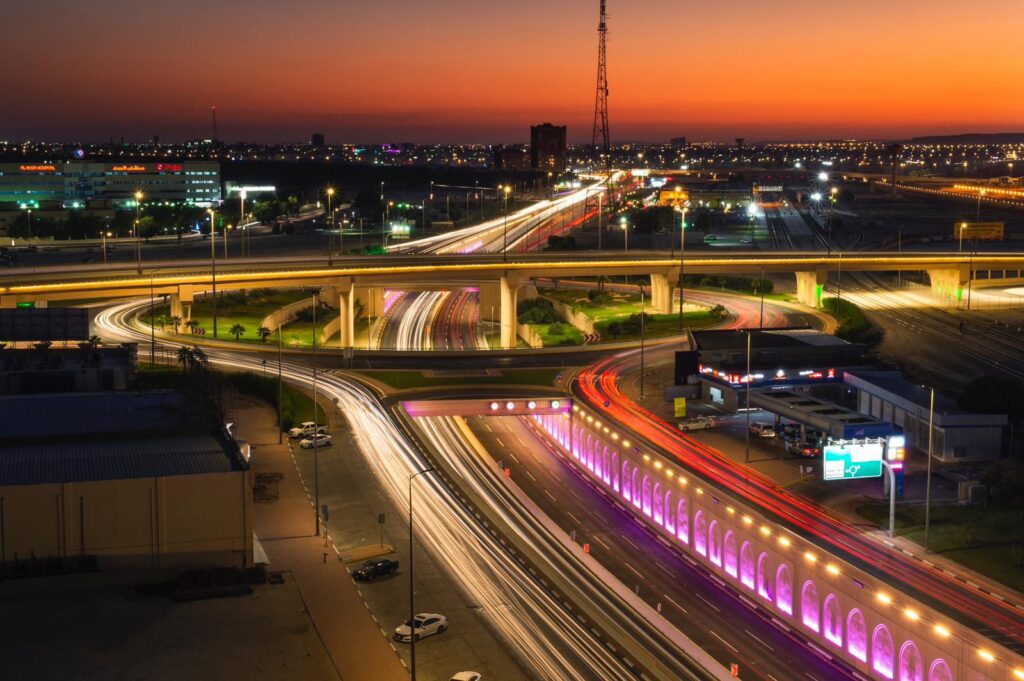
[906,132,1024,144]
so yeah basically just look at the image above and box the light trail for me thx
[95,298,647,680]
[576,348,1024,653]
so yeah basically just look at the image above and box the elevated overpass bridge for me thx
[3,250,1023,348]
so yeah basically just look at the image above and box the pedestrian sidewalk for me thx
[238,398,409,681]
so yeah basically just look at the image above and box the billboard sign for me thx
[955,221,1004,241]
[823,439,884,481]
[390,222,411,239]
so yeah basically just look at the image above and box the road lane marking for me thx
[663,594,688,615]
[544,489,557,502]
[744,629,775,652]
[708,629,739,654]
[696,592,721,613]
[566,511,582,525]
[621,535,640,551]
[624,562,644,580]
[594,536,611,551]
[495,437,505,448]
[483,423,493,432]
[655,562,674,578]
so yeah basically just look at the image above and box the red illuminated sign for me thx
[112,164,147,172]
[19,164,56,172]
[155,163,183,172]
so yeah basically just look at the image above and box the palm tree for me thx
[257,326,272,343]
[185,320,200,335]
[155,314,169,330]
[87,335,102,347]
[177,346,194,372]
[169,315,182,333]
[229,323,246,340]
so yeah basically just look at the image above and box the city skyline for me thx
[1,0,1021,144]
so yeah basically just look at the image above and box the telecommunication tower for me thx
[591,0,610,170]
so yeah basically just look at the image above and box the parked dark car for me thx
[353,558,399,581]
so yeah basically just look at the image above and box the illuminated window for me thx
[757,553,773,601]
[708,520,722,566]
[611,451,620,493]
[928,660,952,681]
[872,624,894,679]
[723,531,738,578]
[823,595,842,647]
[632,468,641,509]
[694,511,707,556]
[801,580,820,632]
[676,498,689,543]
[776,564,793,615]
[740,541,754,589]
[621,461,632,502]
[899,641,923,681]
[847,609,867,662]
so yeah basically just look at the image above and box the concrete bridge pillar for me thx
[355,286,385,319]
[927,266,970,304]
[170,286,194,321]
[650,271,678,315]
[479,283,500,322]
[499,274,521,349]
[335,280,355,349]
[795,267,828,308]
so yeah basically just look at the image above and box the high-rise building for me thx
[671,137,688,150]
[530,124,567,171]
[311,132,325,148]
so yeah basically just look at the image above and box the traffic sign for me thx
[823,439,884,481]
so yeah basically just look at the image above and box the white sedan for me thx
[394,613,447,642]
[299,434,332,449]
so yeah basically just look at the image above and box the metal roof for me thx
[0,435,244,486]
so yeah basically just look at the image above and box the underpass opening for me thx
[403,398,572,418]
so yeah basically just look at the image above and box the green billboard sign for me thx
[823,439,884,481]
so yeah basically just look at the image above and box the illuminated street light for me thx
[810,192,822,202]
[619,215,628,251]
[818,171,829,182]
[101,231,112,264]
[207,208,218,338]
[326,186,335,265]
[502,184,511,261]
[134,190,144,274]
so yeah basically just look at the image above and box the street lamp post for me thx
[923,385,936,551]
[744,329,752,464]
[976,189,986,221]
[310,288,322,536]
[25,208,33,241]
[239,189,246,257]
[134,191,144,274]
[408,467,437,681]
[619,216,628,251]
[326,187,335,265]
[676,205,689,332]
[502,185,511,261]
[828,187,837,255]
[881,460,897,538]
[101,231,111,265]
[207,209,218,338]
[959,222,967,253]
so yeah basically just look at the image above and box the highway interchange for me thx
[35,179,1024,680]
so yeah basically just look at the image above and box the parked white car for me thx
[450,673,481,681]
[749,422,776,439]
[288,421,325,439]
[677,416,716,432]
[394,613,447,642]
[299,434,332,449]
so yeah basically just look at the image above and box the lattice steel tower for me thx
[591,0,610,169]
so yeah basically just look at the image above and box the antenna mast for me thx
[591,0,610,170]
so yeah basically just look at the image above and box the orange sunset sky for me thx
[0,0,1021,143]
